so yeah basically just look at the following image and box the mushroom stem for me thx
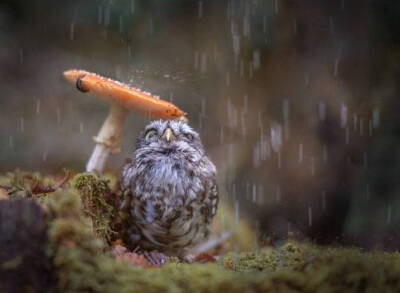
[86,104,129,174]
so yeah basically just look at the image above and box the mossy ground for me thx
[1,170,400,292]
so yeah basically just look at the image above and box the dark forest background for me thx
[0,0,399,249]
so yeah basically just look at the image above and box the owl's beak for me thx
[162,128,176,142]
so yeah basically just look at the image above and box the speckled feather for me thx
[121,120,218,258]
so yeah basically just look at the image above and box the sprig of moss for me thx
[71,173,116,242]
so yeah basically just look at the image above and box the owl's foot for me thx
[142,251,168,267]
[181,253,196,263]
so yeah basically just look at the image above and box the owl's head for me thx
[135,120,205,157]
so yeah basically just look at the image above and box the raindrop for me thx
[70,22,75,40]
[308,206,312,227]
[128,46,132,60]
[318,101,326,121]
[243,17,250,37]
[305,74,309,86]
[97,5,103,24]
[130,0,135,14]
[149,18,153,35]
[276,185,281,203]
[36,98,41,115]
[322,145,328,164]
[42,150,48,162]
[226,71,230,87]
[274,0,279,15]
[340,104,347,128]
[311,157,315,175]
[341,0,345,10]
[372,108,380,128]
[270,123,282,153]
[353,114,358,131]
[234,200,239,224]
[119,16,123,33]
[79,122,84,133]
[260,132,270,160]
[253,221,259,252]
[369,120,373,136]
[194,51,199,70]
[9,135,13,148]
[283,99,290,140]
[20,116,24,133]
[201,99,206,118]
[263,15,267,34]
[253,144,260,168]
[198,113,203,129]
[252,183,257,203]
[220,125,224,144]
[57,107,61,123]
[200,53,207,74]
[230,19,236,35]
[253,50,260,71]
[258,110,263,132]
[363,152,368,170]
[243,94,248,114]
[298,143,303,163]
[228,143,234,166]
[104,7,111,26]
[387,206,392,224]
[241,109,246,139]
[198,1,203,19]
[334,57,340,77]
[240,59,244,77]
[233,34,240,56]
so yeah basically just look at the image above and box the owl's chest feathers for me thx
[127,159,210,250]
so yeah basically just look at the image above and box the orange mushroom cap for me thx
[63,69,186,120]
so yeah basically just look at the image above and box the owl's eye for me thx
[145,129,158,141]
[184,133,194,141]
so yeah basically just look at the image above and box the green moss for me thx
[3,170,400,292]
[71,173,116,242]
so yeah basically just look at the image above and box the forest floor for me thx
[1,170,400,292]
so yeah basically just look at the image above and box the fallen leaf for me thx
[195,253,217,263]
[0,188,9,200]
[112,245,152,268]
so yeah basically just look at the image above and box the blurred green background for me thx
[0,0,399,249]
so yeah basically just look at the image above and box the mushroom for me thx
[63,69,186,175]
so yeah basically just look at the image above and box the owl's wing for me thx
[120,162,136,212]
[201,178,219,225]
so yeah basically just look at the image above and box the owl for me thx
[120,120,218,260]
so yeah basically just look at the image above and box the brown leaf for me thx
[0,188,9,200]
[112,245,152,268]
[195,253,217,263]
[32,185,56,195]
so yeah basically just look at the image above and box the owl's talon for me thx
[181,253,196,263]
[143,251,168,267]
